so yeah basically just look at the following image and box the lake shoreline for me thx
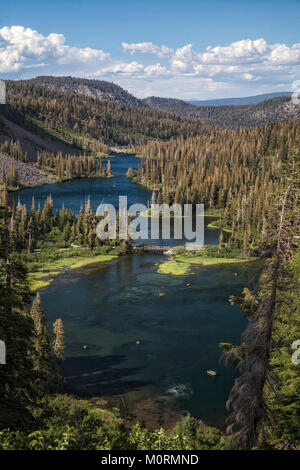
[29,245,254,291]
[28,251,118,290]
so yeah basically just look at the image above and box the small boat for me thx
[207,370,217,376]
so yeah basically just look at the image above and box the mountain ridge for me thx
[142,94,299,128]
[25,76,142,106]
[188,92,292,106]
[2,76,300,154]
[16,76,296,126]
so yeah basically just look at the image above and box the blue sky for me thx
[1,0,300,99]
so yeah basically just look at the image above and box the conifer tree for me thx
[0,183,9,208]
[30,293,54,391]
[0,205,36,429]
[52,318,65,365]
[223,152,300,449]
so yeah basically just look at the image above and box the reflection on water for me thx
[40,254,260,428]
[10,154,147,214]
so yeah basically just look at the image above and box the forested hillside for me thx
[28,76,142,106]
[188,92,292,106]
[28,76,299,128]
[3,80,210,153]
[134,119,300,249]
[4,77,298,139]
[143,95,300,128]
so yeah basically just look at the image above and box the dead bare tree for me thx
[223,153,300,449]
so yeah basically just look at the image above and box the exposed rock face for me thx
[0,152,52,187]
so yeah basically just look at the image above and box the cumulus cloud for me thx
[1,26,300,99]
[0,25,109,74]
[144,63,169,76]
[120,37,300,94]
[269,44,300,64]
[122,41,173,58]
[200,38,269,64]
[100,61,144,74]
[170,44,194,72]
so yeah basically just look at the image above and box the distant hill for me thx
[25,77,299,128]
[2,79,210,158]
[30,79,292,109]
[142,95,299,128]
[27,76,142,106]
[188,92,292,106]
[2,77,299,158]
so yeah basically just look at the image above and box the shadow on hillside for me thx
[2,104,82,159]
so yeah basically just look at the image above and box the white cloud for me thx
[170,44,194,72]
[200,38,269,64]
[144,63,169,76]
[101,61,144,74]
[268,44,300,64]
[242,73,255,80]
[1,26,299,99]
[0,25,109,74]
[122,41,173,58]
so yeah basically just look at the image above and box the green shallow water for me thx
[40,254,260,428]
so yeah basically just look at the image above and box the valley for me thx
[0,75,299,451]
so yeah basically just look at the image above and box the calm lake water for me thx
[10,154,147,214]
[13,153,256,427]
[11,153,220,247]
[41,255,258,428]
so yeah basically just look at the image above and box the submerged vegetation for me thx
[157,256,253,276]
[157,246,255,276]
[28,251,117,290]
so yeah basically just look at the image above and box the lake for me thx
[13,153,255,428]
[41,253,258,428]
[11,153,220,247]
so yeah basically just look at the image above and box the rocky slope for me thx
[0,152,52,187]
